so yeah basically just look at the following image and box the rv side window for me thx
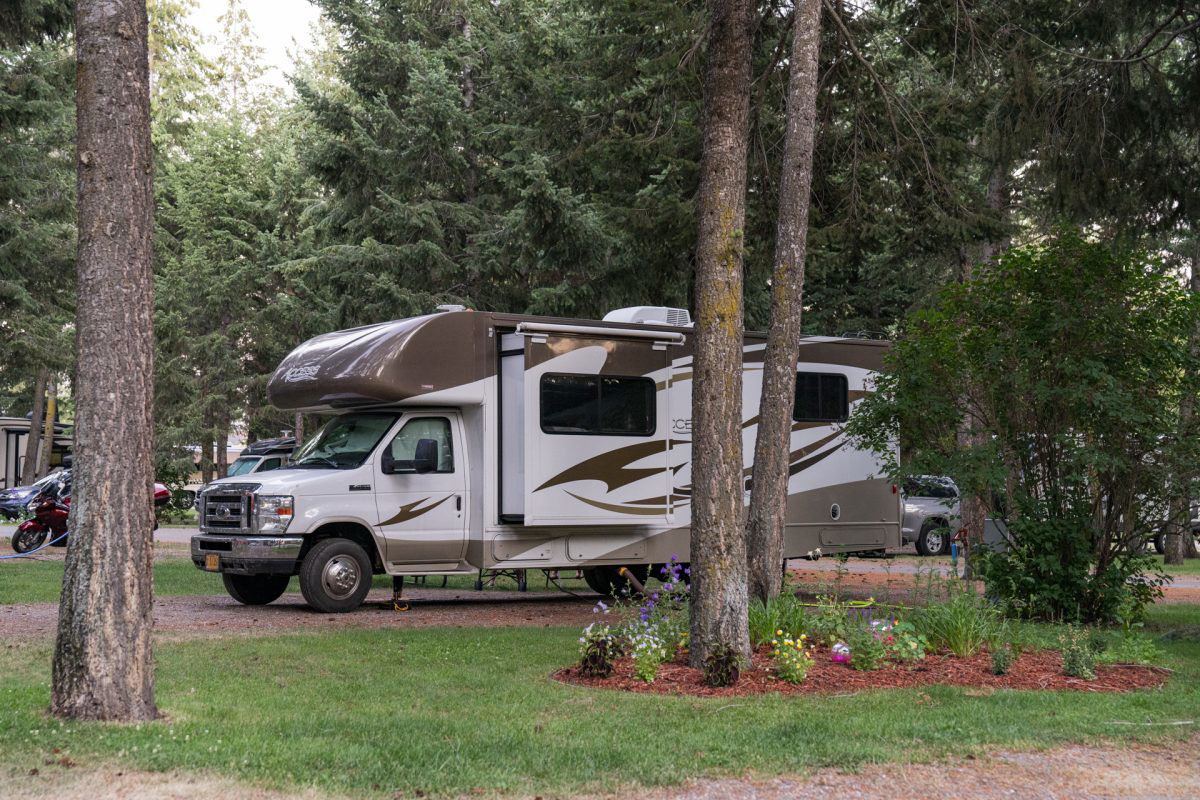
[793,373,849,423]
[540,374,655,436]
[386,417,455,473]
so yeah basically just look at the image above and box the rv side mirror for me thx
[414,439,438,474]
[380,449,397,475]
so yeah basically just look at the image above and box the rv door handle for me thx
[455,494,462,512]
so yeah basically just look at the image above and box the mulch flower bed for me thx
[554,645,1170,697]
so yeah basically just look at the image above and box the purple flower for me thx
[651,593,659,601]
[663,583,673,591]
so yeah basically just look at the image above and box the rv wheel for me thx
[223,573,290,605]
[299,538,373,613]
[916,521,952,556]
[1153,533,1166,555]
[582,565,649,597]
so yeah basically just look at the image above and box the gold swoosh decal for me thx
[379,495,451,526]
[565,491,669,515]
[535,440,687,493]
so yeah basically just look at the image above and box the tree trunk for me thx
[689,0,754,667]
[960,162,1008,578]
[200,405,214,484]
[51,0,156,722]
[216,417,229,479]
[746,0,822,604]
[293,412,304,448]
[36,377,57,478]
[21,368,48,486]
[1167,244,1200,563]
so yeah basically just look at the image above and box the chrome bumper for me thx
[191,535,304,574]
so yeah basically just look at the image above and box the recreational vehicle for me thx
[191,307,901,612]
[0,416,71,491]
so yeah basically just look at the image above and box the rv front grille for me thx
[199,484,258,534]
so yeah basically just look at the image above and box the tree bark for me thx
[1167,244,1200,563]
[747,0,822,604]
[216,416,229,479]
[293,411,304,448]
[36,377,57,478]
[960,162,1008,578]
[51,0,156,722]
[689,0,754,667]
[21,368,48,486]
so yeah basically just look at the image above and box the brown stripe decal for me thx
[379,495,451,526]
[535,440,688,493]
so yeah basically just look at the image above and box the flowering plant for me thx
[627,620,670,682]
[578,622,619,677]
[770,630,815,684]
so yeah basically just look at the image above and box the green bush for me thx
[809,595,852,647]
[990,643,1015,675]
[1097,633,1164,666]
[1060,626,1097,679]
[913,590,998,657]
[845,624,888,671]
[847,233,1196,624]
[749,592,809,647]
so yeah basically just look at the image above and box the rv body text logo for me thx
[282,365,320,383]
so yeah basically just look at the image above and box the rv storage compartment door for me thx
[522,332,671,526]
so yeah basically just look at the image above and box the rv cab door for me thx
[374,412,468,568]
[519,332,673,526]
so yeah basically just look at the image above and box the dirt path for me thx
[4,737,1197,799]
[650,736,1200,800]
[0,586,601,639]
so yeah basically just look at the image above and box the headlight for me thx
[253,495,293,534]
[26,498,40,514]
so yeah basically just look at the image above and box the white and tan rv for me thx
[191,306,901,611]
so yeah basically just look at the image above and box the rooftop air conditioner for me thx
[602,306,692,327]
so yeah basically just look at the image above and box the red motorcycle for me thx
[10,471,171,554]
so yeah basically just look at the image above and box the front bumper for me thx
[191,534,304,575]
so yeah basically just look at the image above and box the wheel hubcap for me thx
[321,555,361,599]
[927,531,944,552]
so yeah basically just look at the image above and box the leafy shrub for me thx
[846,234,1196,625]
[913,590,998,657]
[809,595,851,647]
[1097,633,1164,666]
[975,518,1168,625]
[1060,626,1097,679]
[578,623,619,677]
[990,643,1016,675]
[769,631,815,684]
[886,621,928,662]
[703,645,743,687]
[845,624,888,671]
[749,592,809,647]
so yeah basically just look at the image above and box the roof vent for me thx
[602,306,692,327]
[435,304,466,313]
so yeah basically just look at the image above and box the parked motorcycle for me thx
[9,470,171,554]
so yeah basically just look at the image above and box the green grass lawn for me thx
[0,552,593,605]
[1,606,1197,798]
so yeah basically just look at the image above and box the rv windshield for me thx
[290,413,398,470]
[226,457,259,477]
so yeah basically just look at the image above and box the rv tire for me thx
[916,521,951,556]
[582,564,649,597]
[299,538,373,613]
[223,573,290,605]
